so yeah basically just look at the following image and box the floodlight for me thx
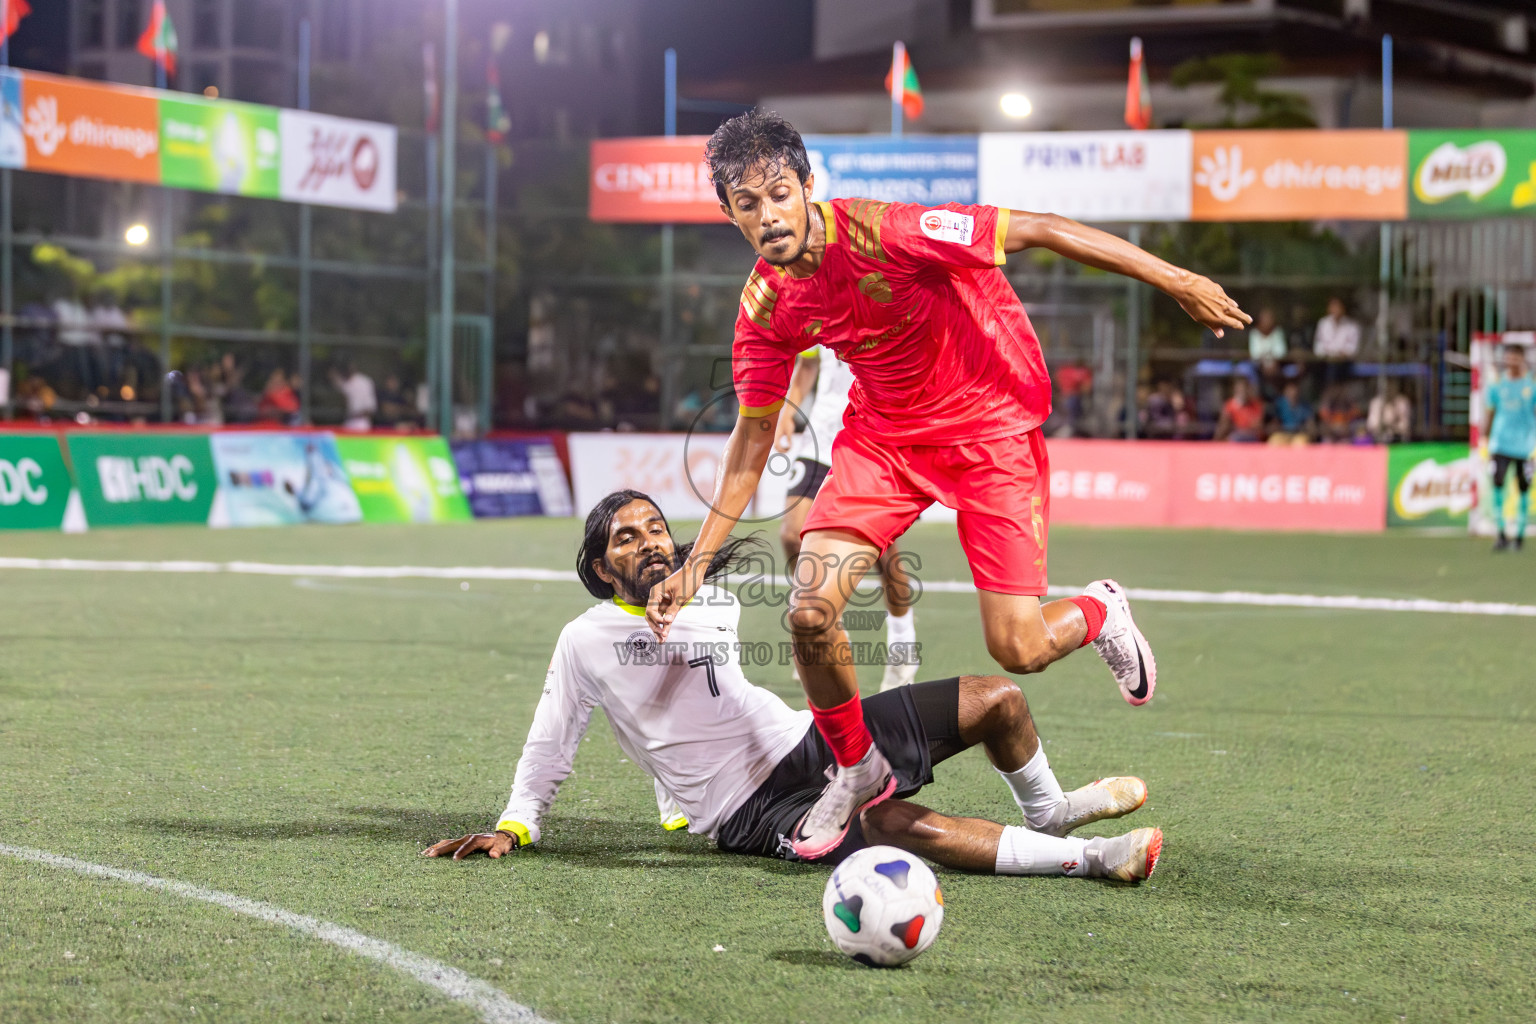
[1000,93,1033,119]
[125,224,150,246]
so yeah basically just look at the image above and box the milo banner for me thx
[1387,443,1479,528]
[0,433,84,531]
[67,432,218,527]
[209,432,361,527]
[1409,130,1536,219]
[335,436,471,524]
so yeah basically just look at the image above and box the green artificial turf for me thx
[1,520,1533,1023]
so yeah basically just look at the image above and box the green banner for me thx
[68,433,218,527]
[1387,443,1478,527]
[0,434,77,530]
[1409,130,1536,220]
[159,96,280,198]
[336,437,472,524]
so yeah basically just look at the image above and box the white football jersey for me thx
[499,585,811,840]
[795,345,852,466]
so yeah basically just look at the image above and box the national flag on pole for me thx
[1,0,32,46]
[885,41,923,120]
[137,0,178,76]
[486,23,512,144]
[1125,36,1151,130]
[423,42,440,135]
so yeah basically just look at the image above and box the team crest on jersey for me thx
[625,629,657,657]
[920,210,974,246]
[858,272,893,304]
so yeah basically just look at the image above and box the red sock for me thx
[1069,596,1107,646]
[809,694,873,768]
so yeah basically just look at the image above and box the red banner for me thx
[588,137,724,223]
[1048,440,1387,532]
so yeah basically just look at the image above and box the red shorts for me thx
[802,427,1050,596]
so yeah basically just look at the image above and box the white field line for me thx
[1,556,1533,618]
[0,844,551,1024]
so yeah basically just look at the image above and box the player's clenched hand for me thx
[647,563,702,641]
[1175,272,1251,338]
[421,831,520,860]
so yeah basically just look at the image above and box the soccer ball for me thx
[822,845,944,967]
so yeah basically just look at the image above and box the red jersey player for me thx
[648,112,1249,861]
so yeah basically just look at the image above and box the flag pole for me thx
[890,41,903,138]
[156,5,170,420]
[438,0,459,437]
[1,0,12,419]
[298,16,313,424]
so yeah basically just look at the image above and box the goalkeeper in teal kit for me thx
[1483,342,1536,551]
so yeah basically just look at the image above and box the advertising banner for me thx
[1190,130,1407,221]
[160,96,280,198]
[568,432,734,519]
[1386,443,1478,528]
[67,432,218,527]
[21,71,160,183]
[588,136,718,223]
[807,135,978,206]
[450,439,574,518]
[979,130,1192,221]
[0,434,79,531]
[209,432,361,527]
[1041,439,1387,532]
[1408,130,1536,220]
[278,109,398,212]
[0,69,23,170]
[335,436,471,523]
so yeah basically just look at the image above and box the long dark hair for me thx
[576,489,766,601]
[705,109,811,205]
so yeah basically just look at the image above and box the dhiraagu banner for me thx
[335,436,471,524]
[1387,443,1479,528]
[67,432,218,527]
[0,433,82,530]
[1409,130,1536,219]
[159,96,281,198]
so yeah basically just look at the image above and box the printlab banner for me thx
[13,69,395,211]
[0,433,81,531]
[450,439,574,518]
[568,432,734,519]
[209,432,362,527]
[67,432,219,527]
[978,131,1191,221]
[1409,130,1536,220]
[335,436,472,524]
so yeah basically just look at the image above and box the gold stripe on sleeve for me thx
[738,399,785,419]
[994,207,1011,266]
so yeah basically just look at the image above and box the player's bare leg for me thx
[877,544,921,691]
[979,583,1157,706]
[779,496,811,681]
[786,527,895,859]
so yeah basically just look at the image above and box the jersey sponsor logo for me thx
[919,210,974,245]
[857,272,893,304]
[625,629,658,657]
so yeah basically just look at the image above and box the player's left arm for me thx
[1003,210,1251,338]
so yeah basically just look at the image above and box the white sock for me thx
[996,745,1065,830]
[886,610,916,657]
[994,825,1089,876]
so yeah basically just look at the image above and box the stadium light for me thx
[125,223,150,246]
[999,92,1033,119]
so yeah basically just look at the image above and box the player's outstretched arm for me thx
[421,829,521,860]
[647,411,777,640]
[1004,210,1251,338]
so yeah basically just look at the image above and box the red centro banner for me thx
[1047,440,1387,532]
[588,137,724,223]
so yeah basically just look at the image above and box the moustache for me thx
[761,230,793,245]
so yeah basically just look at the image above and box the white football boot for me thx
[1084,827,1163,882]
[789,745,896,860]
[879,661,919,692]
[1083,579,1157,706]
[1037,776,1148,837]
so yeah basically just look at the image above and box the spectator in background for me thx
[330,360,376,431]
[1215,377,1265,442]
[1313,297,1360,390]
[1367,383,1412,443]
[1248,307,1287,363]
[1141,379,1192,439]
[1317,385,1360,443]
[1054,359,1094,436]
[376,374,414,428]
[1268,381,1314,446]
[257,368,300,425]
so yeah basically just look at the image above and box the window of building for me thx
[232,0,283,51]
[319,0,352,61]
[189,61,221,97]
[194,0,221,48]
[79,0,107,48]
[117,0,143,49]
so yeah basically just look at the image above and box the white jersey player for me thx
[774,348,922,692]
[424,489,1162,881]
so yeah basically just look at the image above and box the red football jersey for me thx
[732,199,1051,446]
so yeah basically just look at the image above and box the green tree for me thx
[1170,53,1317,129]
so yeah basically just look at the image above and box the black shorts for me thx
[1492,454,1533,492]
[716,678,966,864]
[786,457,831,500]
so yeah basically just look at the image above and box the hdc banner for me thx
[0,433,81,531]
[67,432,219,527]
[335,436,472,524]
